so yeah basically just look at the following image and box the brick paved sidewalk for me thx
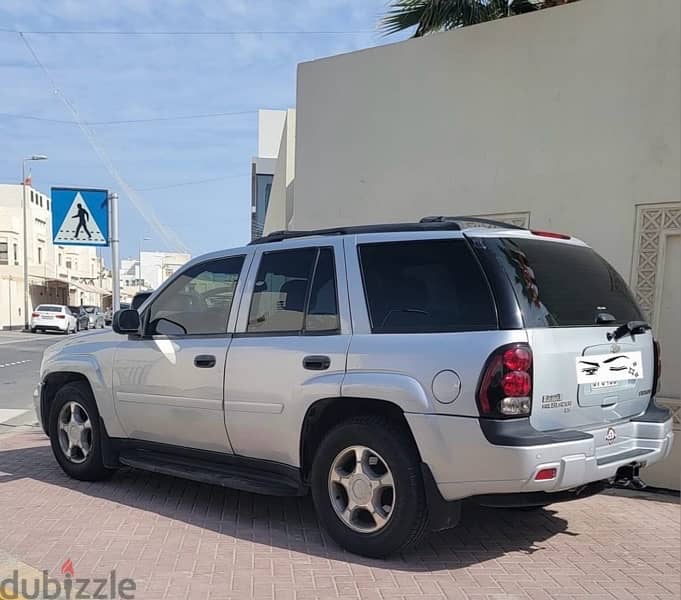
[1,430,678,600]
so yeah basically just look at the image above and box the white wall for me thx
[293,0,680,281]
[257,110,287,159]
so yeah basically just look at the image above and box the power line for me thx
[1,27,372,36]
[18,32,190,254]
[135,174,248,192]
[0,109,257,126]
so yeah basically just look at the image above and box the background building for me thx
[119,250,191,302]
[261,0,680,489]
[0,183,111,328]
[251,109,286,240]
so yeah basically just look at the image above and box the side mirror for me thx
[112,309,141,334]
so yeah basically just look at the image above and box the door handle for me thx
[194,354,216,368]
[303,355,331,370]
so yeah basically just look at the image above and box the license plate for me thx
[591,380,619,390]
[42,315,53,319]
[576,351,643,385]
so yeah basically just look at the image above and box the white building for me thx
[119,250,191,301]
[251,110,287,240]
[0,184,111,329]
[262,0,680,489]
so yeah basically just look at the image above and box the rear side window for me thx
[490,238,643,327]
[358,239,497,333]
[247,247,340,334]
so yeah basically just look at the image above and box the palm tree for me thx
[379,0,581,37]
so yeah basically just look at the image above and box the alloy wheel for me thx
[328,445,395,533]
[57,401,93,464]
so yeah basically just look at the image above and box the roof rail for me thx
[420,215,526,230]
[249,221,463,245]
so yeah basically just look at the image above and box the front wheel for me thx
[48,381,115,481]
[311,415,429,558]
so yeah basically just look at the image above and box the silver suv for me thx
[35,218,673,557]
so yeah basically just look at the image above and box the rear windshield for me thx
[358,239,497,333]
[36,305,62,312]
[489,237,643,327]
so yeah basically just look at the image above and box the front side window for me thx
[146,256,244,336]
[359,239,497,333]
[247,247,340,334]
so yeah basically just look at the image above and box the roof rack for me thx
[249,221,463,245]
[419,215,526,230]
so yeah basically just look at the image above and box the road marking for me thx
[0,360,31,368]
[0,337,56,346]
[0,410,28,424]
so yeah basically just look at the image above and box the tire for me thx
[310,415,428,558]
[48,381,115,481]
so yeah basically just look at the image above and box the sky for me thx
[0,1,409,262]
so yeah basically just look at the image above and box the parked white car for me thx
[30,304,77,334]
[34,218,674,557]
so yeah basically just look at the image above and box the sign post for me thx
[109,192,121,313]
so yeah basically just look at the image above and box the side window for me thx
[146,255,244,336]
[305,249,339,333]
[247,248,316,333]
[247,247,340,334]
[358,239,497,333]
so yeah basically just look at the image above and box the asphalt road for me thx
[0,330,68,433]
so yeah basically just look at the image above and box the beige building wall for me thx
[264,109,296,234]
[272,0,681,487]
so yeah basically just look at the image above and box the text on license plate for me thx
[591,380,619,390]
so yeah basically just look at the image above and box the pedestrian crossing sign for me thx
[51,187,109,246]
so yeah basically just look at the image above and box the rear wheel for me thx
[311,415,428,558]
[48,381,115,481]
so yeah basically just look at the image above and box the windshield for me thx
[36,305,62,312]
[489,238,643,328]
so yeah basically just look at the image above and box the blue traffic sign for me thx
[51,187,109,247]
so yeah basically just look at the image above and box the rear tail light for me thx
[56,314,66,319]
[477,343,533,418]
[653,340,662,395]
[31,312,39,317]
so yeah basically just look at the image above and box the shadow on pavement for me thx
[0,431,573,572]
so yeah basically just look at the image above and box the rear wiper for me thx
[607,320,651,341]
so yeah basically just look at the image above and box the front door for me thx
[225,240,351,467]
[113,253,249,452]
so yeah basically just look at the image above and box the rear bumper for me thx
[31,320,67,331]
[407,402,674,502]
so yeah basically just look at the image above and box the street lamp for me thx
[22,155,48,330]
[138,236,151,290]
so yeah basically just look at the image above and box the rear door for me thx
[476,233,652,431]
[224,240,351,467]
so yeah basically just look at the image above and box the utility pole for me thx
[109,192,121,312]
[21,155,48,330]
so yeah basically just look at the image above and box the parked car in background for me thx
[35,218,673,557]
[105,303,130,325]
[68,306,90,332]
[82,305,105,329]
[30,304,77,334]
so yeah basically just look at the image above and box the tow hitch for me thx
[611,463,647,490]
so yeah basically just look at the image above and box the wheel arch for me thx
[40,371,94,433]
[299,396,422,481]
